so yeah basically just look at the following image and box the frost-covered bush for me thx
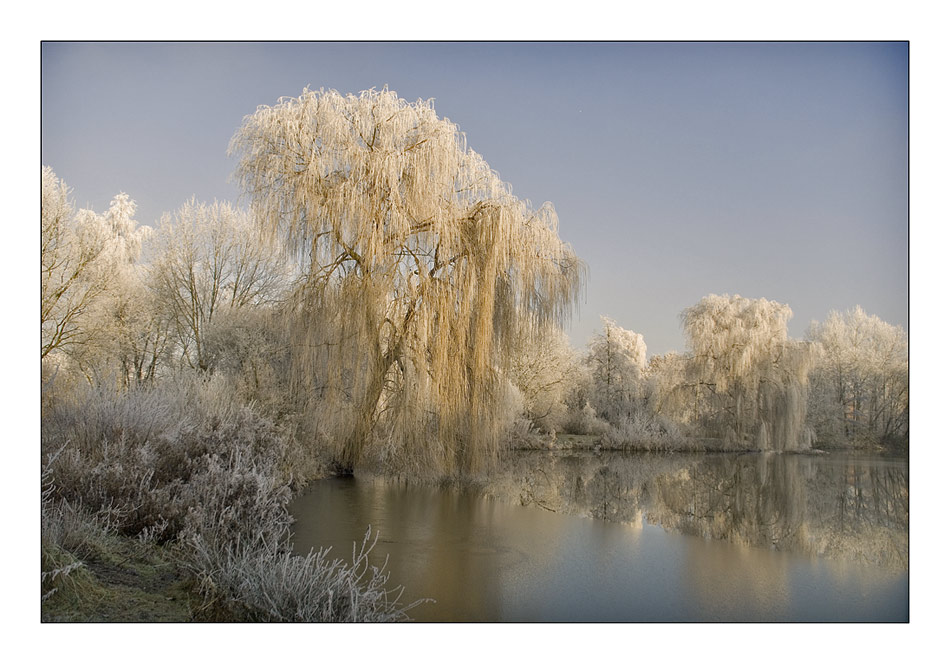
[42,375,294,544]
[202,307,294,418]
[41,375,424,621]
[189,528,426,622]
[561,402,611,436]
[601,412,685,450]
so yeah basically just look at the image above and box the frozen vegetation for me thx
[40,87,908,621]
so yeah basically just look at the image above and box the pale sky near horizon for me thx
[41,41,908,354]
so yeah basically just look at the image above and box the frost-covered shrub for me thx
[561,402,611,436]
[602,412,683,449]
[202,307,296,422]
[180,449,293,548]
[41,380,175,458]
[41,375,423,621]
[42,375,294,544]
[189,528,427,622]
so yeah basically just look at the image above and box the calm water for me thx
[289,451,908,622]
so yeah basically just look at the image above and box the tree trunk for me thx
[341,350,394,472]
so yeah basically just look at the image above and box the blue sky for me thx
[41,41,908,354]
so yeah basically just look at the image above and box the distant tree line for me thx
[510,297,907,452]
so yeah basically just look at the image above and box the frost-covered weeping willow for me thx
[230,88,582,475]
[681,294,817,451]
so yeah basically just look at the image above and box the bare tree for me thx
[230,88,583,474]
[150,199,293,372]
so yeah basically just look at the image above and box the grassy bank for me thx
[42,499,424,623]
[41,514,195,622]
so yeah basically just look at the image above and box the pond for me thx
[289,451,908,622]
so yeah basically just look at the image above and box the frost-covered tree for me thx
[41,167,152,377]
[96,227,171,389]
[150,199,294,372]
[509,324,584,433]
[107,271,172,387]
[41,167,112,360]
[69,193,166,385]
[647,351,697,430]
[806,307,908,446]
[681,294,817,450]
[230,88,582,474]
[585,317,647,423]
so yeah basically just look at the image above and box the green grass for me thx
[42,528,196,622]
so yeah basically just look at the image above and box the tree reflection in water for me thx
[487,451,907,570]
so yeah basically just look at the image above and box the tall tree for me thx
[585,317,647,423]
[70,193,164,385]
[230,88,582,474]
[681,294,816,450]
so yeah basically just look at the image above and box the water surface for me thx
[289,451,907,621]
